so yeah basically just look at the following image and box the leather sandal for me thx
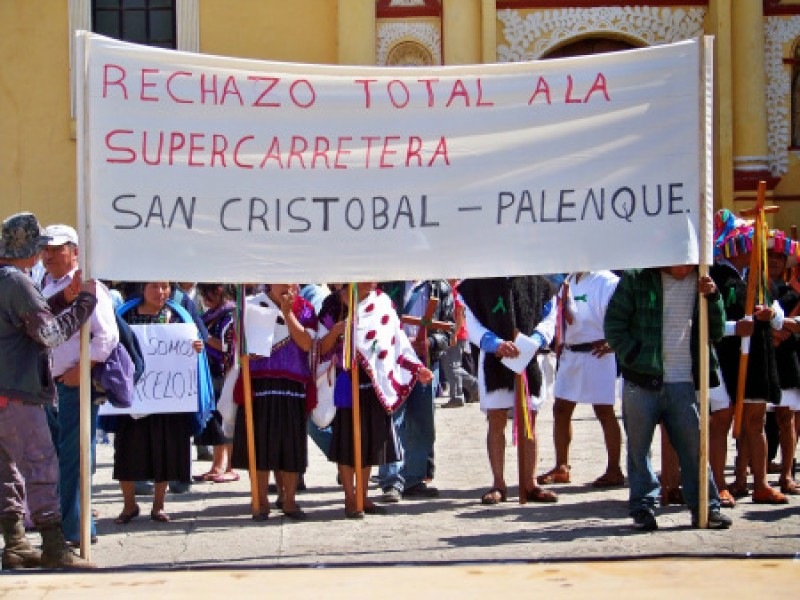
[592,471,625,488]
[536,466,571,485]
[752,486,789,504]
[114,505,140,525]
[728,482,749,499]
[480,487,507,505]
[718,489,736,508]
[779,479,800,495]
[525,487,558,503]
[150,510,171,523]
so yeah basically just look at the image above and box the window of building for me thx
[92,0,176,49]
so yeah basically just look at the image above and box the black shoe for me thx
[380,487,401,503]
[402,482,439,498]
[297,475,307,492]
[692,508,732,529]
[168,481,191,494]
[632,508,658,531]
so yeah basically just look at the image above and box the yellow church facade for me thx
[3,0,800,232]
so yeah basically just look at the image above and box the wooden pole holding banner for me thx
[733,182,779,438]
[514,335,528,506]
[75,28,92,558]
[236,286,260,517]
[511,327,535,505]
[78,325,92,559]
[347,284,364,513]
[697,36,712,529]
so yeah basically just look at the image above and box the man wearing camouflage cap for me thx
[0,212,98,569]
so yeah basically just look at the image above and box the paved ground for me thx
[72,393,798,569]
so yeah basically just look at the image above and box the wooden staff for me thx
[513,329,529,505]
[733,182,779,438]
[347,284,364,513]
[79,323,92,559]
[236,286,260,517]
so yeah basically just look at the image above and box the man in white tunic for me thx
[538,271,624,488]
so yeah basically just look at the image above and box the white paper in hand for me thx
[244,303,280,357]
[500,332,539,374]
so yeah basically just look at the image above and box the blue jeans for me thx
[307,420,332,460]
[55,382,98,542]
[378,365,438,492]
[621,379,720,514]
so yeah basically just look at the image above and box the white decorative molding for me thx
[390,0,427,6]
[497,6,706,62]
[176,0,200,53]
[765,16,800,176]
[377,22,442,66]
[68,0,91,119]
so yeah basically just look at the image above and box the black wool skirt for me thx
[231,377,307,473]
[113,413,193,483]
[329,373,401,468]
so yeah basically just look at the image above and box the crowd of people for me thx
[2,207,800,570]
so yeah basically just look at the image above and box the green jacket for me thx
[603,268,724,390]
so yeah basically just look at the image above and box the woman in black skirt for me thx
[231,284,317,520]
[320,283,432,518]
[114,281,207,524]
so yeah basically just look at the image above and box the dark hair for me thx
[197,283,234,299]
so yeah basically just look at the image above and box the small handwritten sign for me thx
[99,323,200,415]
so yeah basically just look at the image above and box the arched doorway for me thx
[542,37,639,60]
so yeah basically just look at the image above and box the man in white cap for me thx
[41,224,119,547]
[0,212,97,569]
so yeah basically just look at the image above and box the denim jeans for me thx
[307,420,332,460]
[378,365,439,492]
[55,382,98,541]
[622,379,720,514]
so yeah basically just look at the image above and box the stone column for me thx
[706,0,734,210]
[731,0,778,191]
[338,0,376,65]
[481,0,496,64]
[443,0,480,65]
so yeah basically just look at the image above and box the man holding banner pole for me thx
[604,265,732,531]
[40,224,118,548]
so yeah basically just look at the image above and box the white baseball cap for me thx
[44,224,78,246]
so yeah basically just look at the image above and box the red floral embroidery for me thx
[365,303,375,313]
[381,314,390,325]
[378,350,388,360]
[366,329,377,340]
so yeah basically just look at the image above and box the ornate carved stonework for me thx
[765,16,800,175]
[497,6,706,62]
[377,22,442,66]
[386,41,435,66]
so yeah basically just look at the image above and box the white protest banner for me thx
[77,33,709,282]
[99,323,200,415]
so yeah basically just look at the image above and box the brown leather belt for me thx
[564,340,605,353]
